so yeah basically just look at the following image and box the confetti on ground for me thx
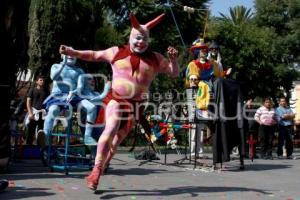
[99,186,106,190]
[194,167,214,173]
[53,184,65,192]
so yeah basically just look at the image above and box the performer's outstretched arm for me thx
[59,45,117,63]
[156,47,179,77]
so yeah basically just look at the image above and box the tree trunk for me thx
[0,0,29,171]
[0,0,14,170]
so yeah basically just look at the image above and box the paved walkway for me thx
[1,149,300,200]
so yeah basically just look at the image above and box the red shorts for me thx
[95,90,145,131]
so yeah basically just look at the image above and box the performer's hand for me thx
[282,114,288,119]
[28,113,34,120]
[66,91,74,103]
[167,46,178,60]
[59,45,69,55]
[106,81,112,89]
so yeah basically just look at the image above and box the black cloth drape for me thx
[212,78,245,164]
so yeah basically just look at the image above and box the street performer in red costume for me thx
[59,12,179,191]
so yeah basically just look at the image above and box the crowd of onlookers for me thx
[249,97,296,160]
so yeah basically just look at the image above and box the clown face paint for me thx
[189,74,199,88]
[62,55,77,66]
[210,48,218,57]
[199,49,208,61]
[86,77,95,90]
[129,28,149,54]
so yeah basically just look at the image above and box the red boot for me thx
[85,164,102,191]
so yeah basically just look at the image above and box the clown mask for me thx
[62,54,77,66]
[210,48,218,57]
[129,29,149,54]
[129,13,165,54]
[199,49,208,61]
[189,74,199,88]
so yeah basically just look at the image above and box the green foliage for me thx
[27,0,103,76]
[255,0,300,64]
[208,20,276,98]
[207,1,300,99]
[100,0,210,94]
[218,5,254,25]
[255,0,290,35]
[254,0,300,97]
[101,0,210,47]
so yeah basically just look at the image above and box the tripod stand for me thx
[174,122,207,169]
[129,121,160,166]
[173,106,193,164]
[155,96,199,166]
[173,88,209,169]
[174,124,193,164]
[174,88,197,165]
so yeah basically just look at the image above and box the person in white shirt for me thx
[254,97,277,159]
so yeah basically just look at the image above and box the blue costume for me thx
[68,74,111,145]
[43,55,84,138]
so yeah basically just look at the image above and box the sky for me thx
[209,0,255,17]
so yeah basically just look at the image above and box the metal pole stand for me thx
[46,116,93,175]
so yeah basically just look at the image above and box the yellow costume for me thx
[196,81,210,110]
[185,38,223,110]
[186,60,222,82]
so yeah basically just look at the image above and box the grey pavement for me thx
[1,148,300,200]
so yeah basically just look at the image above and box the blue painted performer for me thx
[42,55,84,141]
[67,74,111,145]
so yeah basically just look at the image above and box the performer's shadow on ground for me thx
[239,163,293,171]
[1,172,87,181]
[105,167,180,176]
[0,186,55,200]
[208,163,292,172]
[95,186,273,198]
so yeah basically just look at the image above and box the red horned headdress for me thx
[112,12,166,74]
[129,12,165,36]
